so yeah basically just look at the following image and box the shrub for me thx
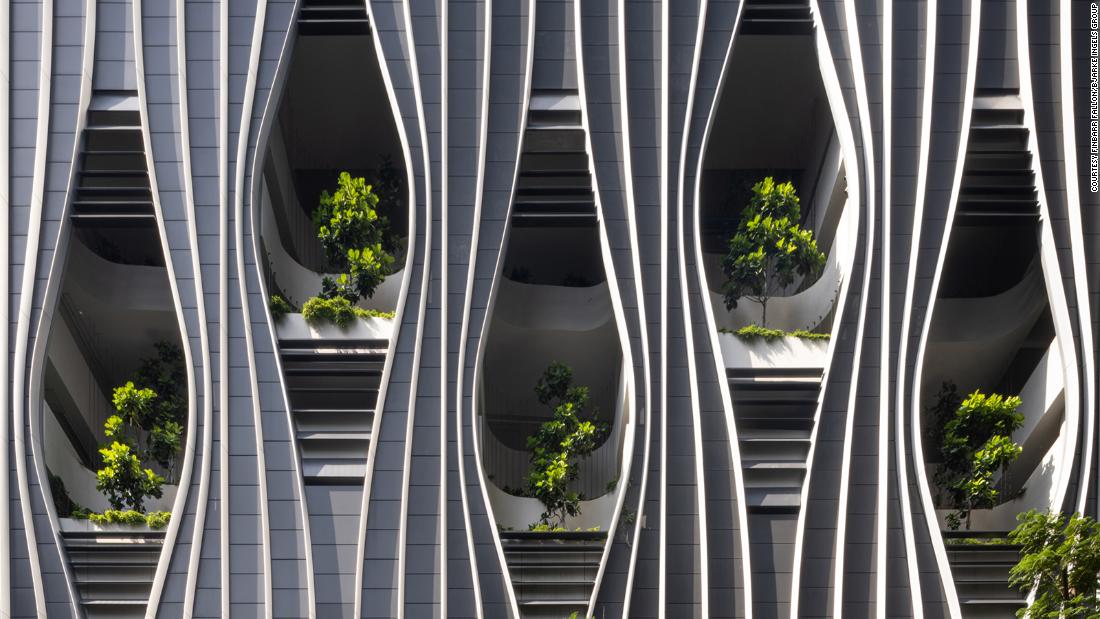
[81,509,172,529]
[47,470,84,517]
[269,294,294,320]
[313,172,395,302]
[940,390,1025,530]
[722,177,826,327]
[525,362,608,529]
[1009,510,1100,618]
[302,295,394,326]
[725,325,831,341]
[302,295,358,327]
[96,440,165,512]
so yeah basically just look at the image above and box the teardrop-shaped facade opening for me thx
[699,20,854,618]
[42,95,188,618]
[474,2,633,615]
[256,5,408,617]
[921,3,1070,614]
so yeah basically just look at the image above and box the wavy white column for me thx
[171,0,220,612]
[467,0,535,614]
[352,0,424,615]
[10,0,53,611]
[453,0,492,615]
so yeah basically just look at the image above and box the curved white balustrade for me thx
[64,239,174,313]
[493,278,613,332]
[718,332,829,370]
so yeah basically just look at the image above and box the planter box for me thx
[59,517,166,536]
[718,331,829,369]
[273,312,394,341]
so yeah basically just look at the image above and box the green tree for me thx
[96,440,164,512]
[313,171,395,303]
[525,362,608,529]
[133,341,187,477]
[1009,510,1100,618]
[721,177,826,327]
[940,390,1025,530]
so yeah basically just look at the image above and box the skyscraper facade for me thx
[1,0,1097,617]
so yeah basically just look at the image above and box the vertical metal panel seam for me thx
[467,0,536,613]
[612,0,656,611]
[232,0,276,612]
[453,0,491,612]
[892,0,940,613]
[0,0,11,607]
[351,0,423,611]
[174,0,220,610]
[684,3,757,616]
[571,0,642,614]
[10,0,54,609]
[393,0,435,612]
[837,0,884,615]
[130,2,204,615]
[218,0,230,611]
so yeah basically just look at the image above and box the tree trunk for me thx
[761,299,768,328]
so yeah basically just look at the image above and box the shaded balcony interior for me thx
[259,9,405,317]
[477,1,631,615]
[700,34,850,337]
[44,92,184,618]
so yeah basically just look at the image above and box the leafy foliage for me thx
[133,341,187,474]
[302,295,395,327]
[269,294,294,320]
[96,440,164,511]
[313,172,395,302]
[723,324,831,341]
[1009,510,1100,618]
[47,470,85,517]
[92,342,186,514]
[72,509,172,529]
[939,390,1025,530]
[524,363,608,529]
[721,177,826,327]
[926,382,963,467]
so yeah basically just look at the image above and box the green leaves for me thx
[314,171,395,302]
[1009,511,1100,618]
[93,341,186,514]
[524,362,608,529]
[96,441,164,511]
[938,389,1025,529]
[721,177,826,327]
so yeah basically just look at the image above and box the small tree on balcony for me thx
[1009,510,1100,618]
[313,171,395,303]
[940,390,1025,530]
[722,177,825,327]
[525,362,608,529]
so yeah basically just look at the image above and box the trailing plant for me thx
[788,329,831,341]
[524,362,608,529]
[940,390,1025,530]
[302,295,395,327]
[1009,510,1100,618]
[721,177,826,327]
[313,171,395,302]
[269,294,294,320]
